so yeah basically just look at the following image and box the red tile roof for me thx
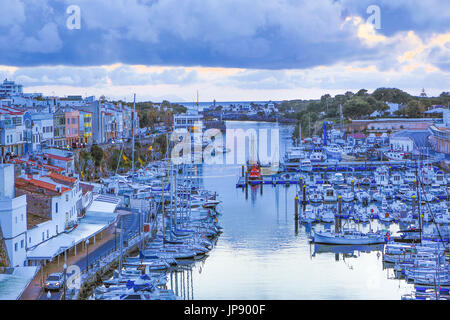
[44,153,73,162]
[46,172,77,184]
[15,177,70,194]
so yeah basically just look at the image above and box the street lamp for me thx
[63,263,67,300]
[85,239,90,272]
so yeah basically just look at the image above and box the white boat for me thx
[309,187,323,203]
[341,190,355,202]
[310,151,326,162]
[420,166,435,185]
[320,209,335,223]
[384,151,408,161]
[300,206,317,224]
[300,159,313,172]
[390,172,404,186]
[403,170,417,184]
[313,229,385,245]
[356,190,371,203]
[324,144,343,160]
[331,173,345,185]
[323,186,338,202]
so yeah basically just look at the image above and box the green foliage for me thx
[91,145,104,167]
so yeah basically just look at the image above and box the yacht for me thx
[324,144,343,160]
[312,229,386,245]
[331,173,345,185]
[310,151,326,162]
[384,151,408,161]
[300,159,313,172]
[323,186,338,202]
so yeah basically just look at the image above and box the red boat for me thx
[248,164,261,180]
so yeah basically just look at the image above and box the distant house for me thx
[370,110,382,118]
[385,102,402,116]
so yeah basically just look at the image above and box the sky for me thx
[0,0,449,102]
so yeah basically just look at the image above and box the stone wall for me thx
[14,190,52,228]
[0,224,10,268]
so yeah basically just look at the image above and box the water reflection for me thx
[180,121,415,299]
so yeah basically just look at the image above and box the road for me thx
[39,210,141,300]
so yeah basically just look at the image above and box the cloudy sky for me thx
[0,0,449,102]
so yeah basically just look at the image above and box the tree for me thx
[91,145,104,167]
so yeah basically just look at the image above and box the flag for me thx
[80,171,84,179]
[122,154,129,162]
[148,145,153,151]
[138,157,144,166]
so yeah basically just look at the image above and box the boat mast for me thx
[132,93,136,174]
[162,176,165,246]
[415,160,422,242]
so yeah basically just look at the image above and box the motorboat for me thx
[323,186,338,202]
[312,229,386,245]
[300,159,313,172]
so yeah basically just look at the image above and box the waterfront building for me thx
[389,136,414,152]
[0,164,27,267]
[173,108,203,133]
[15,172,79,251]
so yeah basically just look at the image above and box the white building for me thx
[173,108,203,132]
[0,79,23,96]
[390,136,414,152]
[0,164,27,267]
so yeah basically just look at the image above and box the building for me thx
[64,109,80,147]
[78,110,92,144]
[0,79,23,97]
[0,164,27,267]
[173,108,203,133]
[389,136,414,152]
[53,108,66,148]
[0,106,25,159]
[23,112,54,153]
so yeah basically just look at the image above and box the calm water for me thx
[170,121,415,300]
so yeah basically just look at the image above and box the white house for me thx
[0,164,27,267]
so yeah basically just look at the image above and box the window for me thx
[14,243,18,251]
[46,230,49,239]
[29,237,31,243]
[56,202,58,213]
[42,232,45,241]
[21,240,24,248]
[66,194,69,202]
[15,216,17,224]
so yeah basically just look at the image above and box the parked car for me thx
[44,273,64,291]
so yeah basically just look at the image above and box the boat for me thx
[324,144,343,161]
[384,151,408,161]
[248,164,261,180]
[300,159,312,172]
[312,229,386,245]
[310,151,326,162]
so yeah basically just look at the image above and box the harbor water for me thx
[171,121,416,300]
